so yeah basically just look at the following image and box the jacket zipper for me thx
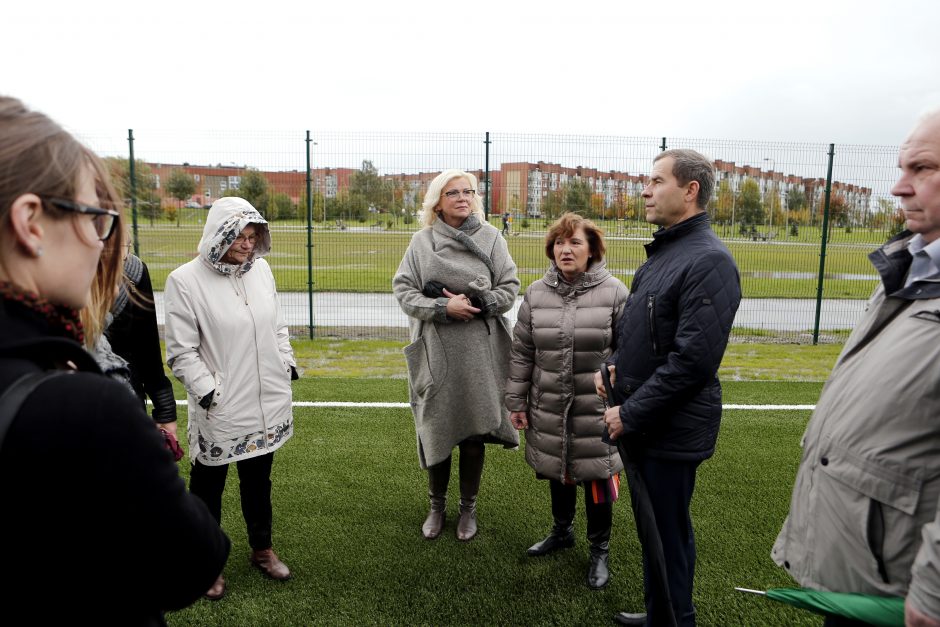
[647,294,659,355]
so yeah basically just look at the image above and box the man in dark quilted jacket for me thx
[598,149,741,626]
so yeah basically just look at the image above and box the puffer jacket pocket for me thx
[819,439,923,586]
[403,326,448,401]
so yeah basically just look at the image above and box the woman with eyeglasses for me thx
[165,196,298,600]
[0,96,229,624]
[393,169,520,541]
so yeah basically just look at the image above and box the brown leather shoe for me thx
[204,574,225,601]
[249,548,291,580]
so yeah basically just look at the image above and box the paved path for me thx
[152,292,866,332]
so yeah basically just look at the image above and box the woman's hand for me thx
[443,288,480,321]
[509,411,529,430]
[594,365,616,400]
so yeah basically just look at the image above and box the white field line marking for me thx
[159,401,815,410]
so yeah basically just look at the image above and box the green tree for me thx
[166,168,196,228]
[541,189,564,220]
[713,179,735,224]
[105,157,162,226]
[736,178,764,227]
[224,169,269,216]
[764,184,784,231]
[348,160,391,219]
[269,192,294,221]
[786,188,807,226]
[563,178,592,215]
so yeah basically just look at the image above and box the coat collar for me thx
[644,211,710,257]
[542,259,612,290]
[870,229,940,299]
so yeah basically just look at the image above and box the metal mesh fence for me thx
[77,130,901,343]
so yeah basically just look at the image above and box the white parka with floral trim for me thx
[165,197,296,465]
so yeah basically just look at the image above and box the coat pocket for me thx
[403,326,448,401]
[819,439,924,585]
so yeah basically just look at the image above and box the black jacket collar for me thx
[645,211,710,257]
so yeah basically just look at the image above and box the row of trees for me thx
[529,177,902,233]
[104,158,421,225]
[103,158,903,234]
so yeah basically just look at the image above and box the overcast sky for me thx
[5,0,939,150]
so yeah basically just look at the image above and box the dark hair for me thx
[654,149,715,210]
[544,212,606,262]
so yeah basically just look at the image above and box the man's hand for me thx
[594,365,616,400]
[604,405,623,441]
[509,411,528,430]
[907,601,940,627]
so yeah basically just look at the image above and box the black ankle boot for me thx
[586,500,612,589]
[586,543,610,589]
[528,479,577,556]
[527,526,575,556]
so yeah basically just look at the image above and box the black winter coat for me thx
[0,297,230,626]
[611,212,740,461]
[106,255,177,423]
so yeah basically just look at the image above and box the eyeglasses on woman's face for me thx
[442,188,476,200]
[44,197,119,241]
[233,233,259,245]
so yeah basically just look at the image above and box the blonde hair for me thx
[0,96,124,342]
[80,153,126,347]
[420,169,485,227]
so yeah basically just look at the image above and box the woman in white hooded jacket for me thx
[165,196,297,600]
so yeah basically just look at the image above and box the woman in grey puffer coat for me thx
[394,169,520,543]
[506,212,627,590]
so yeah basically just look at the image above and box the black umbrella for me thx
[601,368,677,627]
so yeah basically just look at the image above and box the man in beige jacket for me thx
[773,110,940,627]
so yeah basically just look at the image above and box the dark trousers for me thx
[189,453,275,551]
[638,456,700,627]
[548,479,613,536]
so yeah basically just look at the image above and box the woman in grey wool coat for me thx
[506,212,627,589]
[393,169,520,542]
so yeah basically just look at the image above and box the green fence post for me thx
[306,131,315,339]
[484,131,491,221]
[813,143,836,345]
[127,129,140,256]
[661,137,667,152]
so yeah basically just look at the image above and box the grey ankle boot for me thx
[423,457,451,540]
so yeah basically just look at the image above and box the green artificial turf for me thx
[165,379,818,626]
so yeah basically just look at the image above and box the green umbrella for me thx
[736,587,904,627]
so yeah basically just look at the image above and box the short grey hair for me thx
[654,149,715,210]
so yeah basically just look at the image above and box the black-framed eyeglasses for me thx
[443,189,476,199]
[44,198,120,241]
